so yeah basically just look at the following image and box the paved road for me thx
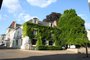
[0,48,90,60]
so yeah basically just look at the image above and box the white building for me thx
[5,21,22,48]
[0,34,6,45]
[87,30,90,41]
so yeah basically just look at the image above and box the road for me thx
[0,48,90,60]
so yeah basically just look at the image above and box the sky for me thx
[0,0,90,34]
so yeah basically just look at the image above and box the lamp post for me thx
[0,0,3,9]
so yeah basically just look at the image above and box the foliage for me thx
[23,21,63,50]
[36,31,43,47]
[36,46,47,50]
[43,12,61,22]
[23,21,61,45]
[23,23,29,37]
[22,9,89,50]
[35,46,62,50]
[52,29,61,46]
[58,9,88,46]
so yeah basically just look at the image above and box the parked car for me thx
[0,42,5,46]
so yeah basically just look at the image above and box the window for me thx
[32,39,37,45]
[16,40,18,46]
[49,40,53,45]
[33,30,37,35]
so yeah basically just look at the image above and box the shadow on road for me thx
[1,53,90,60]
[0,46,17,49]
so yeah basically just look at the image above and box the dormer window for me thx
[34,19,37,24]
[49,22,53,27]
[33,18,38,24]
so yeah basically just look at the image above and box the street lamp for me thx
[0,0,3,9]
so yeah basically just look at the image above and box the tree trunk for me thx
[85,43,88,57]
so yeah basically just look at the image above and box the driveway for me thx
[0,48,90,60]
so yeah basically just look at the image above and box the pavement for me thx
[0,48,90,60]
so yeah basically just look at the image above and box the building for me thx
[28,18,50,26]
[4,18,58,49]
[5,21,22,48]
[48,20,57,27]
[87,29,90,41]
[0,34,5,45]
[21,18,58,49]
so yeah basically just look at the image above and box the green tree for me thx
[58,9,89,57]
[58,9,88,46]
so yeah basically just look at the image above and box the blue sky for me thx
[0,0,90,34]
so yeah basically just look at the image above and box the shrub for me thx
[36,45,47,50]
[35,46,62,50]
[47,46,62,50]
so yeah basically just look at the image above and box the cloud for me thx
[17,13,37,22]
[2,0,22,13]
[78,14,88,20]
[26,0,57,8]
[0,15,1,21]
[0,14,8,21]
[88,0,90,2]
[85,23,90,29]
[78,14,90,29]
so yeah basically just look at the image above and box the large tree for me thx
[43,12,61,22]
[58,9,89,57]
[58,9,88,46]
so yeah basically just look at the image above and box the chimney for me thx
[11,21,16,28]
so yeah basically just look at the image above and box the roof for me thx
[0,34,6,36]
[16,24,21,27]
[38,21,49,26]
[8,21,21,28]
[27,18,49,26]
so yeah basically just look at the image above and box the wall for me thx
[87,30,90,41]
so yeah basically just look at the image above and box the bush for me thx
[48,46,62,50]
[76,45,81,48]
[35,46,62,50]
[35,45,47,50]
